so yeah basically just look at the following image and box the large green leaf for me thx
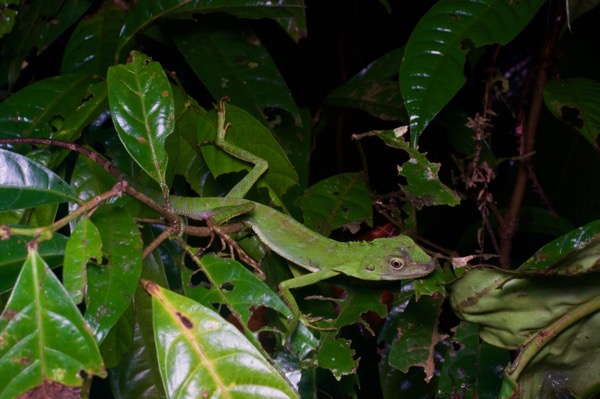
[294,172,372,236]
[116,0,305,58]
[449,228,600,398]
[84,207,143,344]
[145,280,300,399]
[107,51,175,189]
[400,0,546,145]
[0,74,96,139]
[0,245,105,398]
[172,16,301,125]
[0,148,80,210]
[0,232,67,293]
[543,78,600,151]
[61,2,126,75]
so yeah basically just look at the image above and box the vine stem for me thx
[499,1,564,267]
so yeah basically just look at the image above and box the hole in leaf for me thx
[560,105,584,129]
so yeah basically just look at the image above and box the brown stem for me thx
[499,2,564,267]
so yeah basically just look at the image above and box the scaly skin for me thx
[168,195,436,331]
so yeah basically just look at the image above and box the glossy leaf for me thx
[144,280,300,399]
[400,0,545,145]
[63,218,102,304]
[376,129,460,208]
[294,172,372,236]
[172,16,301,125]
[543,78,600,151]
[85,207,143,344]
[198,103,298,202]
[0,245,105,398]
[0,148,80,210]
[0,232,67,293]
[325,48,408,121]
[520,219,600,273]
[0,74,96,139]
[107,51,174,189]
[117,0,306,58]
[61,3,126,75]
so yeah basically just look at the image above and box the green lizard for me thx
[167,195,436,333]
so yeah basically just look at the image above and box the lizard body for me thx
[168,195,436,325]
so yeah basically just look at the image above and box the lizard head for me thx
[354,235,435,281]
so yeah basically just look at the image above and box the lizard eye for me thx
[390,257,405,270]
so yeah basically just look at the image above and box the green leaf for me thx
[388,295,444,382]
[61,3,126,75]
[325,47,408,121]
[107,50,175,189]
[448,235,600,349]
[0,74,97,139]
[376,129,460,208]
[0,0,94,86]
[144,280,300,399]
[400,0,546,145]
[0,148,80,210]
[294,172,372,236]
[0,0,17,39]
[0,232,67,293]
[84,207,143,344]
[172,16,301,125]
[520,219,600,273]
[184,255,292,323]
[57,81,108,141]
[0,245,105,398]
[543,78,600,151]
[109,231,171,399]
[117,0,305,58]
[63,218,102,304]
[198,103,298,202]
[316,334,357,380]
[437,322,509,399]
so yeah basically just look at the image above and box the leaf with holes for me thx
[0,245,105,398]
[543,78,600,151]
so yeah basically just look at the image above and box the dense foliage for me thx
[0,1,599,398]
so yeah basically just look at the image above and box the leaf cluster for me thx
[0,1,600,398]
